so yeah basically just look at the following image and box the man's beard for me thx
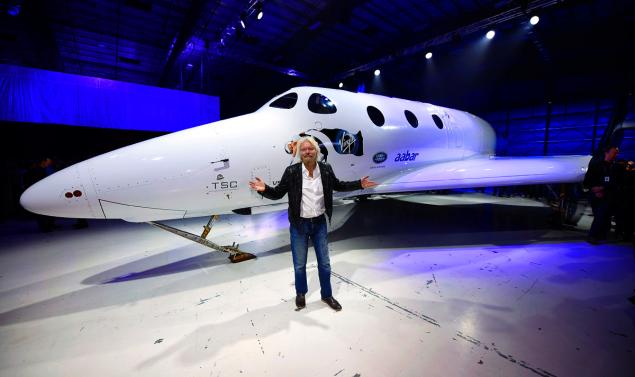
[302,155,316,164]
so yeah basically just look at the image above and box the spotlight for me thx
[374,69,380,76]
[338,82,343,88]
[486,30,495,40]
[530,15,540,25]
[240,11,246,28]
[425,52,432,60]
[7,4,21,16]
[255,1,263,20]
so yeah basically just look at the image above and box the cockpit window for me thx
[308,93,337,114]
[404,110,418,128]
[367,106,385,127]
[431,114,444,129]
[269,92,298,109]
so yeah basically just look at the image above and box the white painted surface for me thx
[20,86,590,222]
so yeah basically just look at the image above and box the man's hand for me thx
[249,177,266,192]
[360,176,378,189]
[591,186,604,198]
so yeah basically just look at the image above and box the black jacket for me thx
[261,162,362,225]
[583,156,617,193]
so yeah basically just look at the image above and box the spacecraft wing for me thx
[368,155,591,194]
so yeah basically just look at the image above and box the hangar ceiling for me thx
[1,0,633,116]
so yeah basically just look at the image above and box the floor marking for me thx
[331,271,439,327]
[332,271,558,377]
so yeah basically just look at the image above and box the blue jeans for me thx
[289,215,332,299]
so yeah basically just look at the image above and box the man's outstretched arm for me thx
[360,176,378,189]
[249,167,291,200]
[330,166,377,192]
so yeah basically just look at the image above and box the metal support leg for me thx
[148,219,256,263]
[201,215,219,239]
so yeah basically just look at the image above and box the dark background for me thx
[1,0,634,220]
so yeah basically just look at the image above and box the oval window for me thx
[432,114,444,129]
[367,106,385,127]
[404,110,418,128]
[308,93,337,114]
[269,92,298,109]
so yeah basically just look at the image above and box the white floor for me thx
[0,193,634,377]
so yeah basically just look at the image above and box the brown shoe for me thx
[321,296,342,311]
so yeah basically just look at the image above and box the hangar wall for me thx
[483,99,635,160]
[0,64,220,132]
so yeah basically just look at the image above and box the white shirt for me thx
[301,163,325,218]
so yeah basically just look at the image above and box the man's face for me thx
[300,141,317,164]
[40,158,53,168]
[605,147,619,161]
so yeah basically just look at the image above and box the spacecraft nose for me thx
[20,180,50,215]
[20,166,101,219]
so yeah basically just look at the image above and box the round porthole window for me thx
[367,106,385,127]
[308,93,337,114]
[432,114,444,129]
[405,110,418,128]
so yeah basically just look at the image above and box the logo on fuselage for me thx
[395,150,419,162]
[208,181,238,190]
[373,152,387,164]
[290,128,364,163]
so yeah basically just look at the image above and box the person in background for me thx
[583,145,620,244]
[614,160,634,242]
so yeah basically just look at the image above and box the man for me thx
[249,136,377,311]
[614,160,635,242]
[583,145,619,244]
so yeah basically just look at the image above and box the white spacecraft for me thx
[20,86,590,261]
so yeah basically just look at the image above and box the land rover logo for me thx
[373,152,387,164]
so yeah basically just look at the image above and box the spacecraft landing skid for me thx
[148,217,256,263]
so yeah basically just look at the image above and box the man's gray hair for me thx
[297,136,321,159]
